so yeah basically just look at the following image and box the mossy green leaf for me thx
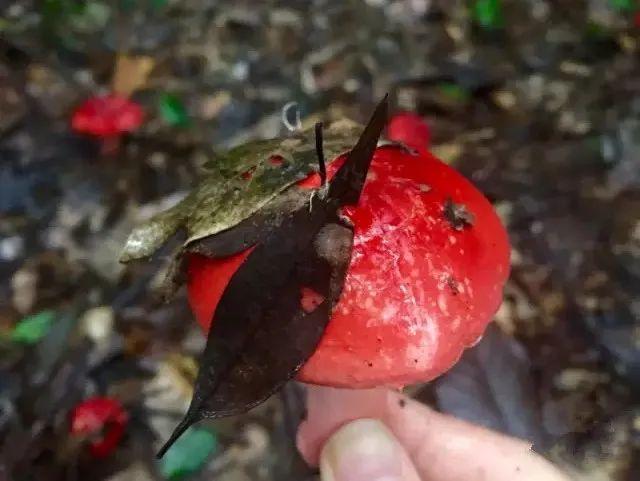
[120,119,361,264]
[120,203,184,262]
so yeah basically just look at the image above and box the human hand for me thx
[297,386,571,481]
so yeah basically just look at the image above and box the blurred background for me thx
[1,0,639,480]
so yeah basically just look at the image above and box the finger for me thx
[298,385,571,481]
[297,385,388,464]
[382,390,570,481]
[319,419,422,481]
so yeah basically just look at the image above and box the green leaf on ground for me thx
[472,0,504,29]
[11,310,56,344]
[150,0,168,10]
[159,93,190,127]
[159,427,217,480]
[437,82,471,103]
[610,0,636,12]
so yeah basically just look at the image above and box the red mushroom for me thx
[186,114,509,389]
[387,112,431,155]
[71,94,144,155]
[69,397,128,458]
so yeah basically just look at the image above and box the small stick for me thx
[314,122,327,186]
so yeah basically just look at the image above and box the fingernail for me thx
[319,419,403,481]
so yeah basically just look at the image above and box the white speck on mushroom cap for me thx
[381,303,399,322]
[364,297,375,310]
[437,292,449,315]
[404,319,439,370]
[463,277,473,297]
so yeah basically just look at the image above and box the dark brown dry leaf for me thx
[434,325,550,448]
[156,96,389,457]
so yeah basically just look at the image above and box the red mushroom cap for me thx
[69,397,128,458]
[387,112,431,154]
[71,94,144,138]
[187,116,509,389]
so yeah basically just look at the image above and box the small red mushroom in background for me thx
[71,94,144,155]
[387,112,431,155]
[187,113,509,389]
[69,397,128,458]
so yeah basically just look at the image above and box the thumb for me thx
[319,418,421,481]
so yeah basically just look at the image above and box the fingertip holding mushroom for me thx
[187,142,510,389]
